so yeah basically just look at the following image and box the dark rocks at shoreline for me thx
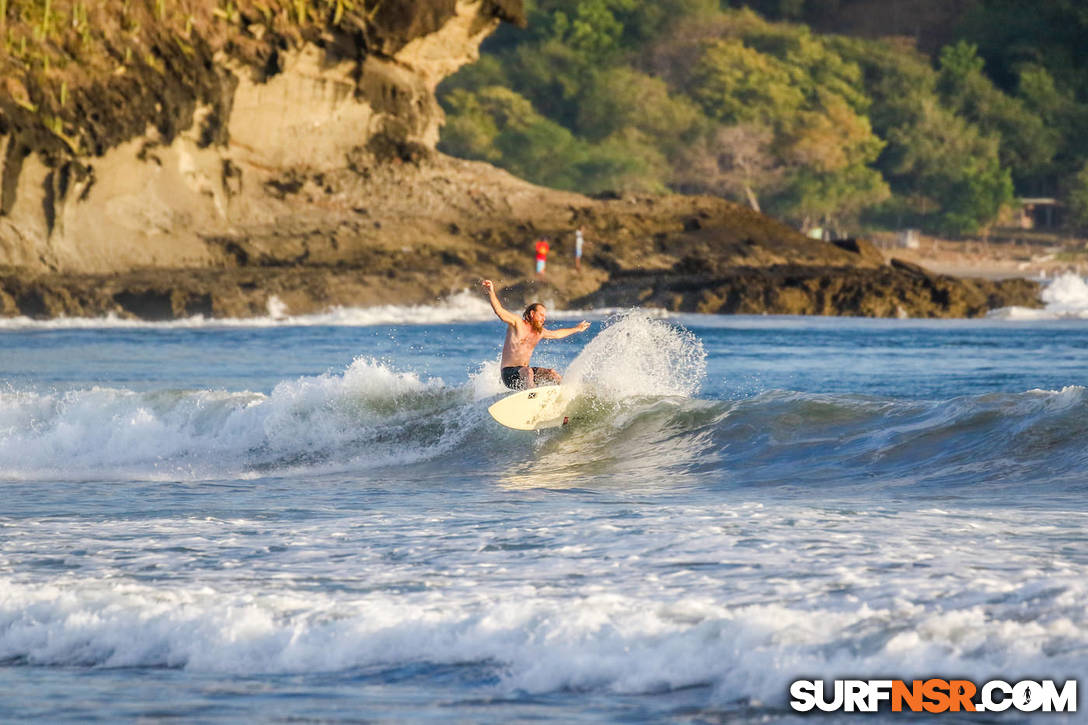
[570,262,1040,318]
[0,266,446,321]
[0,251,1042,321]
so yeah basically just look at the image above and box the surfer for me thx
[481,279,590,390]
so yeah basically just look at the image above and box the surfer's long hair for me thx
[523,302,544,331]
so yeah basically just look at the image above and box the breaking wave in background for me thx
[991,272,1088,319]
[0,290,645,330]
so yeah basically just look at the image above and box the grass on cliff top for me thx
[0,0,374,152]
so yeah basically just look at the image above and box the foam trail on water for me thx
[564,311,706,400]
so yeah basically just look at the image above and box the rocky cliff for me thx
[0,0,523,271]
[0,0,1039,319]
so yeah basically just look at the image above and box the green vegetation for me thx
[438,0,1088,236]
[0,0,370,155]
[0,0,367,74]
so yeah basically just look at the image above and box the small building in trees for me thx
[1017,198,1062,229]
[897,229,920,248]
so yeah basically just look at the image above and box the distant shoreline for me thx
[871,232,1088,281]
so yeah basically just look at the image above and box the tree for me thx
[1065,161,1088,229]
[439,89,503,163]
[772,91,889,227]
[436,2,1037,234]
[881,99,1012,235]
[777,162,890,233]
[685,22,887,226]
[574,66,704,155]
[959,0,1088,100]
[524,0,637,61]
[572,128,671,194]
[689,38,805,126]
[833,35,1014,234]
[937,41,1057,191]
[1016,64,1088,178]
[438,86,585,189]
[671,124,782,211]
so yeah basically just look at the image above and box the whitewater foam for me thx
[4,357,1085,488]
[0,291,495,329]
[0,357,479,480]
[0,291,621,330]
[1,506,1084,703]
[0,313,708,480]
[990,272,1088,320]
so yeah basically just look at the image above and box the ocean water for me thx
[1,277,1087,722]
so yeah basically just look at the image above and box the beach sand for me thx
[873,232,1088,281]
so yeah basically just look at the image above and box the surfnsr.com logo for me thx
[789,679,1077,713]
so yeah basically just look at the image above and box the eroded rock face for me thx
[0,0,521,274]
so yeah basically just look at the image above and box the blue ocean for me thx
[1,278,1087,722]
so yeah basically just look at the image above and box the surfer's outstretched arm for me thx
[542,321,591,339]
[481,279,519,326]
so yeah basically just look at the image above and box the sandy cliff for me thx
[0,0,1039,319]
[0,0,522,271]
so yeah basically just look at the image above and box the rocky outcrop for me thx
[0,0,523,274]
[0,0,1042,319]
[0,151,1041,319]
[569,231,1039,317]
[573,261,1040,318]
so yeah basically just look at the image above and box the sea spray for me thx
[564,311,707,400]
[1040,272,1088,314]
[468,359,508,401]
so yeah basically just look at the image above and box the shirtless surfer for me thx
[481,279,590,390]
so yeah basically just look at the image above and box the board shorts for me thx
[501,366,554,390]
[535,259,546,274]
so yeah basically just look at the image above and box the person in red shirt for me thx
[534,238,550,277]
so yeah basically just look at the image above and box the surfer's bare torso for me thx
[481,279,590,389]
[500,318,544,367]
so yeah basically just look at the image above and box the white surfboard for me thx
[488,385,572,431]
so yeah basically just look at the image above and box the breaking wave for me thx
[1,312,1085,494]
[991,272,1088,320]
